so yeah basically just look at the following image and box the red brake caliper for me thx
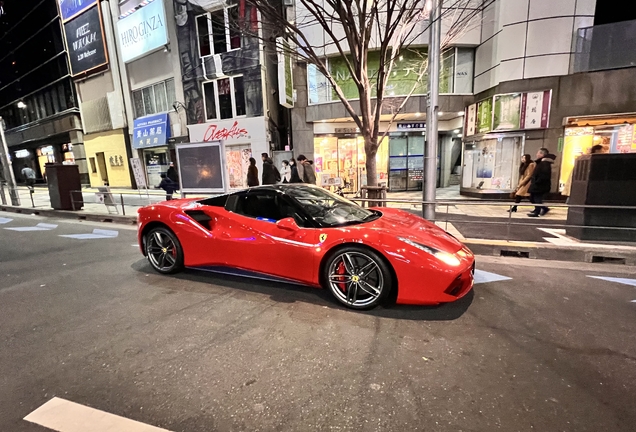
[336,262,347,292]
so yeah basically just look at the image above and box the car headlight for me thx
[398,237,461,266]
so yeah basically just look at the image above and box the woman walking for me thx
[281,160,291,183]
[247,157,259,187]
[509,154,535,212]
[289,158,302,183]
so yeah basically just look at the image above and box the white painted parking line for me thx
[4,223,58,232]
[24,397,172,432]
[474,269,512,284]
[587,276,636,287]
[538,228,636,251]
[60,229,119,240]
[0,217,13,224]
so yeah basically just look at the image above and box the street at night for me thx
[1,213,635,431]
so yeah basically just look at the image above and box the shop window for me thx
[462,137,522,191]
[132,78,176,118]
[202,75,246,120]
[195,0,242,58]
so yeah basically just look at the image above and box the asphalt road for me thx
[1,212,636,431]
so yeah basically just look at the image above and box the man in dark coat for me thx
[261,153,281,185]
[166,162,179,183]
[156,174,178,201]
[527,148,555,217]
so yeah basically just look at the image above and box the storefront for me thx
[387,124,426,191]
[84,130,132,187]
[560,113,636,192]
[461,90,552,196]
[187,116,269,190]
[133,114,172,187]
[10,140,76,183]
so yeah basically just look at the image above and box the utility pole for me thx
[423,0,441,221]
[0,117,21,206]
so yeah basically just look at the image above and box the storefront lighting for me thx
[453,129,460,134]
[415,112,421,117]
[457,111,465,116]
[17,101,26,109]
[438,112,444,116]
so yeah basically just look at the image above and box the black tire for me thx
[144,227,184,274]
[323,246,392,310]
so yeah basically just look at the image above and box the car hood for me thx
[362,208,463,253]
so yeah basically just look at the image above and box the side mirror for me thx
[276,217,299,231]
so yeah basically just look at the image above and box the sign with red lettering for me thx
[188,117,267,145]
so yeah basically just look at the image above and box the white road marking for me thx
[587,276,636,287]
[474,269,512,284]
[0,217,13,224]
[4,223,57,231]
[538,228,636,251]
[60,229,119,240]
[24,397,172,432]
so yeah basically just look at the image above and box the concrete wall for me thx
[474,0,597,93]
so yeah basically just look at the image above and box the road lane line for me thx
[587,276,636,287]
[0,217,13,224]
[474,269,512,284]
[24,397,172,432]
[60,229,120,240]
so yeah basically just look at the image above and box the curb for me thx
[0,205,137,225]
[465,240,636,266]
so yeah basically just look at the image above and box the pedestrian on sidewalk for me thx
[21,164,36,190]
[261,153,281,185]
[289,159,302,183]
[509,154,535,213]
[527,149,555,217]
[156,174,178,201]
[247,157,259,187]
[281,160,291,183]
[166,162,179,184]
[297,154,316,185]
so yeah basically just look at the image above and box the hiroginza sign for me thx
[117,0,168,63]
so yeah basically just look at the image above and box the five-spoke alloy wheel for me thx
[324,247,392,310]
[145,227,184,274]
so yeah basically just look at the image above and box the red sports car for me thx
[137,184,474,310]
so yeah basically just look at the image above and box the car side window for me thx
[233,191,307,226]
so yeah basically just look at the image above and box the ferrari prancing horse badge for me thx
[319,233,327,243]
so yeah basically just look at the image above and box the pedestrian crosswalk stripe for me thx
[474,269,512,284]
[4,223,57,231]
[24,397,171,432]
[0,217,12,224]
[587,276,636,287]
[60,229,119,240]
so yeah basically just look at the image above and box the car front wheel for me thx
[324,247,392,310]
[145,227,184,274]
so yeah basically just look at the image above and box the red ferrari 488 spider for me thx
[137,184,474,310]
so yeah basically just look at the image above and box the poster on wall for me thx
[521,90,551,129]
[58,0,97,22]
[465,103,477,136]
[617,124,633,153]
[493,93,521,131]
[176,142,226,194]
[63,4,108,76]
[476,98,493,134]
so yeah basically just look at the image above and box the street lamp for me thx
[16,101,26,109]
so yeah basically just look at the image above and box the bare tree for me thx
[246,0,493,188]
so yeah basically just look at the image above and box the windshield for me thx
[283,186,379,227]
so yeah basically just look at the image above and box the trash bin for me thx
[46,163,84,210]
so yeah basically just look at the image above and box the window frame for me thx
[132,78,175,118]
[195,1,241,59]
[202,74,247,120]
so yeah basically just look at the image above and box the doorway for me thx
[95,152,109,186]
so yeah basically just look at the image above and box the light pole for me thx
[423,0,441,221]
[0,117,21,206]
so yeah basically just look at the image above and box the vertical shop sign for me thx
[277,38,294,108]
[129,158,147,188]
[465,103,477,136]
[617,124,633,153]
[63,4,109,77]
[476,98,493,134]
[493,93,521,131]
[521,90,551,129]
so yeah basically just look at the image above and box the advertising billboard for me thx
[63,4,108,76]
[117,0,169,63]
[58,0,97,22]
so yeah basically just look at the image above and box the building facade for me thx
[0,0,84,184]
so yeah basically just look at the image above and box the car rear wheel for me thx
[324,247,392,310]
[145,227,184,274]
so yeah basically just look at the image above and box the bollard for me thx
[0,182,6,205]
[121,194,125,215]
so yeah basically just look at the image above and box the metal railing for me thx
[572,19,636,73]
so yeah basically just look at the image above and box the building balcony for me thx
[572,19,636,73]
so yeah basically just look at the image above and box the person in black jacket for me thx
[527,148,555,217]
[166,162,179,184]
[261,153,281,185]
[156,174,178,201]
[288,158,302,183]
[247,157,259,187]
